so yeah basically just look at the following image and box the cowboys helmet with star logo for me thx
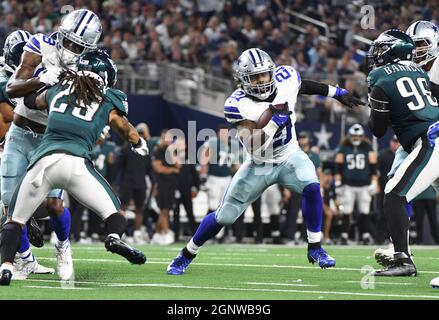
[406,20,439,67]
[233,48,276,100]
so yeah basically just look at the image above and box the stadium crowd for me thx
[0,0,438,246]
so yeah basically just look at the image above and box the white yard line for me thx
[242,282,317,287]
[24,285,94,290]
[19,279,439,299]
[35,257,439,274]
[345,281,415,286]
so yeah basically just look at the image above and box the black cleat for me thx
[0,269,12,286]
[104,236,146,265]
[372,252,417,277]
[27,217,44,248]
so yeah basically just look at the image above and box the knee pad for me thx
[215,203,242,225]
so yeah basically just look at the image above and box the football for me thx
[256,103,288,129]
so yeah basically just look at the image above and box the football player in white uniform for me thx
[167,48,364,275]
[1,9,102,281]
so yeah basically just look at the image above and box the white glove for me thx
[99,125,110,140]
[367,182,378,195]
[39,67,63,86]
[131,137,149,156]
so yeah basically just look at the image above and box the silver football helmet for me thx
[233,48,276,100]
[406,21,439,67]
[348,124,364,146]
[57,9,102,68]
[2,30,32,73]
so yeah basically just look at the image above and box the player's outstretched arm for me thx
[6,51,47,98]
[299,79,365,108]
[109,109,148,156]
[367,86,390,138]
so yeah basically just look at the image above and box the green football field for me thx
[1,243,439,300]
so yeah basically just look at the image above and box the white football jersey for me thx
[14,33,59,126]
[428,57,439,85]
[224,65,301,164]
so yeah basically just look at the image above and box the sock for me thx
[301,183,323,242]
[108,233,120,239]
[104,213,127,238]
[0,223,22,265]
[49,207,71,242]
[192,212,223,247]
[18,225,30,254]
[186,238,199,255]
[20,248,35,262]
[384,192,409,255]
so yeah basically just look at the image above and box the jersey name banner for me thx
[28,81,128,168]
[224,65,301,164]
[368,61,439,148]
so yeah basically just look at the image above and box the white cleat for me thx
[55,241,74,281]
[431,277,439,289]
[33,263,55,275]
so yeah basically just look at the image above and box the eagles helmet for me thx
[348,124,364,147]
[367,29,415,70]
[2,30,32,73]
[57,9,102,68]
[77,49,117,88]
[233,48,276,100]
[406,21,439,67]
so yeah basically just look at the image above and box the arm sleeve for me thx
[298,79,329,96]
[368,86,390,138]
[431,81,439,100]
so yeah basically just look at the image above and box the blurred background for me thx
[1,0,439,247]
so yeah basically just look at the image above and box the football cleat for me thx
[104,235,146,264]
[0,269,12,286]
[307,247,336,269]
[33,262,55,275]
[372,252,417,277]
[167,250,195,275]
[431,277,439,288]
[55,241,74,280]
[26,217,44,248]
[374,247,395,268]
[13,256,55,280]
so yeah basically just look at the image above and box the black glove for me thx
[333,87,365,108]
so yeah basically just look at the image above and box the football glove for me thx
[131,137,149,156]
[39,67,62,86]
[100,125,110,140]
[334,87,365,108]
[269,102,291,115]
[427,121,439,147]
[271,112,291,128]
[42,51,61,69]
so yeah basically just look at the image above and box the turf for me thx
[1,243,439,300]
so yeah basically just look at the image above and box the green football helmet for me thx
[3,30,32,74]
[77,49,117,88]
[367,29,416,70]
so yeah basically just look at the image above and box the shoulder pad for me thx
[224,89,247,123]
[24,33,56,57]
[106,88,128,115]
[275,65,301,87]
